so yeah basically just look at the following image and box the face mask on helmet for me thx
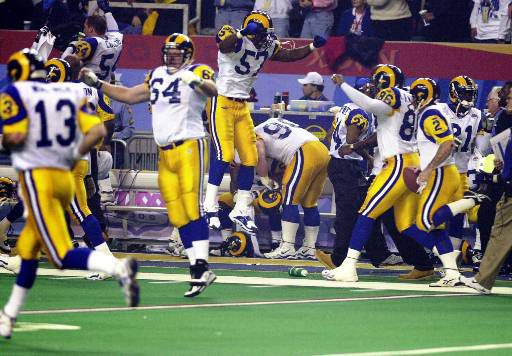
[450,78,477,116]
[221,231,256,257]
[243,11,276,50]
[161,34,194,74]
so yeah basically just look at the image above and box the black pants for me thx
[328,158,390,266]
[88,148,107,232]
[478,181,505,252]
[371,17,412,41]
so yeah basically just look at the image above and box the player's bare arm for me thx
[271,36,326,62]
[418,140,455,184]
[332,74,393,116]
[80,68,150,104]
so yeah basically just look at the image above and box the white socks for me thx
[438,251,460,279]
[303,226,319,249]
[281,221,299,245]
[204,183,220,211]
[186,248,196,265]
[4,284,28,319]
[447,199,475,216]
[193,240,209,261]
[94,242,113,256]
[347,248,361,262]
[233,190,252,211]
[86,250,117,275]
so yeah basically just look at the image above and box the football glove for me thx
[260,176,279,190]
[81,69,102,89]
[239,22,262,37]
[181,70,203,87]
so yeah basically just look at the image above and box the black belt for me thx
[225,96,247,103]
[160,140,185,150]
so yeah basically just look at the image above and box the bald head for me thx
[64,54,82,81]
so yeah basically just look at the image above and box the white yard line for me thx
[3,267,512,295]
[21,293,463,315]
[321,342,512,356]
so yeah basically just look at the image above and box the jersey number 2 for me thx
[35,100,76,148]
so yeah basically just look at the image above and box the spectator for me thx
[299,0,338,39]
[367,0,413,41]
[111,6,147,34]
[111,101,135,141]
[253,0,293,38]
[419,0,473,42]
[460,135,512,294]
[215,0,255,30]
[297,72,329,101]
[335,0,373,36]
[470,0,510,43]
[486,86,502,117]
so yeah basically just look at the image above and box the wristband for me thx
[236,31,243,39]
[309,43,315,51]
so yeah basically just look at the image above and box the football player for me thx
[0,49,139,338]
[255,118,330,260]
[81,34,218,297]
[444,76,484,254]
[203,10,327,234]
[325,65,420,282]
[0,57,117,280]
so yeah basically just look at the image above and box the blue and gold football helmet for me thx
[257,189,282,216]
[45,58,72,83]
[449,75,477,116]
[410,77,439,111]
[221,231,254,257]
[242,10,276,50]
[162,33,194,73]
[7,48,46,82]
[372,64,404,92]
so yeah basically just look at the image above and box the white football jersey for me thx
[1,81,98,170]
[216,25,280,99]
[147,64,215,146]
[374,87,417,159]
[444,104,483,173]
[67,32,123,80]
[417,103,455,170]
[329,103,371,160]
[255,118,318,165]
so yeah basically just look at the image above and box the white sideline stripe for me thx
[21,294,461,315]
[320,342,512,356]
[2,268,512,295]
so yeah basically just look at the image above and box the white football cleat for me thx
[264,243,296,259]
[429,274,464,287]
[113,258,139,307]
[0,254,21,274]
[86,272,112,281]
[228,208,257,233]
[459,275,491,294]
[184,260,216,298]
[322,258,358,282]
[0,309,15,339]
[294,246,316,260]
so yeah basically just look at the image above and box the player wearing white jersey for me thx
[0,49,139,338]
[254,118,330,260]
[325,65,420,282]
[203,10,327,235]
[81,34,218,298]
[444,76,485,254]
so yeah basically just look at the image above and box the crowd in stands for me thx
[1,0,510,43]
